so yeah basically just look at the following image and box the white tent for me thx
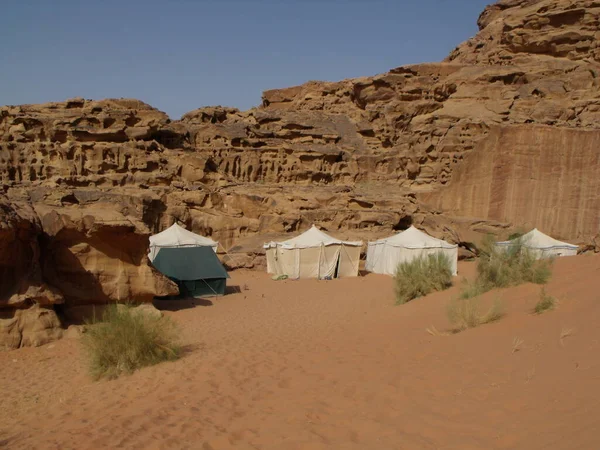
[495,228,578,259]
[148,223,218,262]
[264,225,363,279]
[366,226,458,276]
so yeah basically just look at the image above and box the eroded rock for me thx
[0,305,63,350]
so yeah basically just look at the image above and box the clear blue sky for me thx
[1,0,491,119]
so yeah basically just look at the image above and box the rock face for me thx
[0,196,62,309]
[1,0,600,347]
[425,125,600,242]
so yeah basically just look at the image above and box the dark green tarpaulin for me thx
[153,246,229,298]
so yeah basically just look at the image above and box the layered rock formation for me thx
[425,125,600,242]
[1,0,599,347]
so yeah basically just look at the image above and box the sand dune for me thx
[1,256,599,449]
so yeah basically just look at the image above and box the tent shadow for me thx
[153,297,213,311]
[225,285,242,294]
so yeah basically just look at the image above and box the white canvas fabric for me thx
[366,226,458,276]
[495,228,578,259]
[148,223,218,261]
[264,225,362,279]
[264,225,362,249]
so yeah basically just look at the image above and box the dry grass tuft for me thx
[394,253,453,305]
[446,296,504,332]
[512,336,524,353]
[534,288,557,314]
[560,327,574,347]
[526,366,536,383]
[81,304,181,380]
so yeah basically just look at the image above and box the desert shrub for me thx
[447,297,504,332]
[461,235,552,299]
[534,288,557,314]
[459,279,489,300]
[394,252,453,305]
[81,304,180,380]
[508,231,525,241]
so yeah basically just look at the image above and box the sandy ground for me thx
[1,256,600,449]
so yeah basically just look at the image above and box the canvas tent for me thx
[366,226,458,276]
[495,228,578,259]
[149,223,227,298]
[152,246,229,297]
[264,225,362,279]
[148,223,218,262]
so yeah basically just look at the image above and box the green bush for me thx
[447,297,504,332]
[81,304,181,380]
[534,288,557,314]
[394,253,453,305]
[507,231,525,241]
[461,235,552,299]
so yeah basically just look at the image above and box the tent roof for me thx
[149,223,218,248]
[496,228,578,250]
[152,246,229,281]
[264,225,362,249]
[370,226,457,249]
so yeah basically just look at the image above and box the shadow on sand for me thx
[178,342,206,359]
[153,285,242,311]
[153,297,214,311]
[225,285,242,294]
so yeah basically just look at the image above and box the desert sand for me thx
[1,255,600,450]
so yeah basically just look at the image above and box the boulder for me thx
[0,305,63,350]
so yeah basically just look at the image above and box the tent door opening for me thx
[333,254,341,279]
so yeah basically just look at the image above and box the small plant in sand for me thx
[446,296,504,332]
[394,252,453,305]
[81,304,181,380]
[534,288,557,314]
[559,327,574,347]
[512,336,524,353]
[461,235,553,299]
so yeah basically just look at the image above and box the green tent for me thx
[152,246,229,298]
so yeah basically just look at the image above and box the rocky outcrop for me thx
[0,98,178,188]
[0,188,178,349]
[447,0,600,64]
[0,196,63,309]
[1,0,600,348]
[0,305,63,350]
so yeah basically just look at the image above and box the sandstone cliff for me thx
[1,0,599,347]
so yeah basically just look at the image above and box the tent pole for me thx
[296,247,300,280]
[218,242,247,270]
[201,279,220,297]
[318,243,323,279]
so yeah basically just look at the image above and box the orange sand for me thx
[1,256,600,449]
